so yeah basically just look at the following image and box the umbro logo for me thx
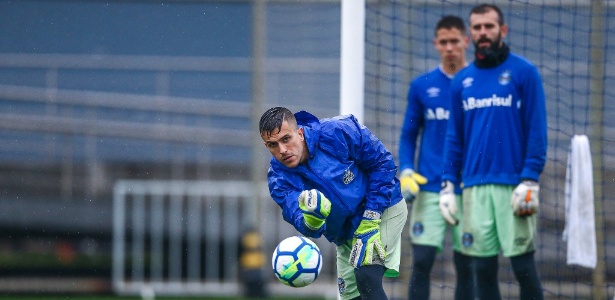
[462,77,474,88]
[427,87,440,98]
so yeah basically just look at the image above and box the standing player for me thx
[259,107,408,300]
[398,15,474,300]
[440,4,547,299]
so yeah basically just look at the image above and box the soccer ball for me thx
[271,236,322,287]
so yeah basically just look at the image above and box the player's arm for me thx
[347,131,394,268]
[398,80,424,172]
[344,121,394,267]
[441,78,464,184]
[439,78,464,225]
[267,167,326,238]
[323,116,398,267]
[349,115,399,214]
[511,65,547,217]
[519,65,547,181]
[399,81,428,202]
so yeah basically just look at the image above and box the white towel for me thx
[562,134,596,269]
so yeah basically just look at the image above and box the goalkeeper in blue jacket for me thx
[398,15,474,300]
[259,107,408,300]
[441,4,547,299]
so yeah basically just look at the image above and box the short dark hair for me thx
[435,15,466,37]
[470,3,504,25]
[259,107,297,137]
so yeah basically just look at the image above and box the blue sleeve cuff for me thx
[441,175,458,185]
[520,169,540,182]
[300,222,324,238]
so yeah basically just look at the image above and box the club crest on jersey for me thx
[515,237,528,246]
[412,222,424,236]
[462,77,474,88]
[338,277,346,295]
[427,87,440,98]
[343,169,355,184]
[462,233,474,248]
[499,70,512,85]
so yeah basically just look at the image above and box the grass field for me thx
[0,297,327,300]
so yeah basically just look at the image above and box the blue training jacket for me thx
[442,52,547,187]
[267,111,403,246]
[399,66,461,194]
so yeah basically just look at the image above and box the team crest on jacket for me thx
[499,70,511,85]
[343,169,355,184]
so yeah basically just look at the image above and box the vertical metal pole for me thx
[339,3,364,299]
[132,192,146,283]
[61,138,74,202]
[589,0,606,299]
[187,192,202,281]
[224,195,240,280]
[340,0,365,123]
[251,0,267,230]
[168,188,183,281]
[204,194,221,280]
[150,192,165,282]
[112,182,126,293]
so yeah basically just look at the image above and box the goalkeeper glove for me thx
[298,189,331,230]
[511,180,539,217]
[349,211,386,268]
[439,181,459,226]
[399,168,428,203]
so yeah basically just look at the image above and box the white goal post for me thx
[340,0,366,123]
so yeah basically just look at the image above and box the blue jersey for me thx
[399,66,459,193]
[267,111,403,245]
[442,52,547,187]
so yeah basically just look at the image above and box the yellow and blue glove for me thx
[510,180,539,217]
[298,189,331,230]
[399,168,428,203]
[349,210,386,268]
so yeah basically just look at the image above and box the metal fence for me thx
[112,179,340,298]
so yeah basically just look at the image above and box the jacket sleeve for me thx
[398,80,423,171]
[267,165,324,238]
[345,116,400,214]
[442,77,464,185]
[520,65,547,181]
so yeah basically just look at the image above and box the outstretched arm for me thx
[268,167,325,238]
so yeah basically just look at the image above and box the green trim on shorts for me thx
[461,184,537,257]
[409,191,463,252]
[335,200,408,300]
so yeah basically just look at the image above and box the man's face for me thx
[261,120,307,168]
[433,27,468,66]
[469,9,507,50]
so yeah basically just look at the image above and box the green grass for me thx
[0,296,326,300]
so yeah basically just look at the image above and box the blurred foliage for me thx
[0,253,111,269]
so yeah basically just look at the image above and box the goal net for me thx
[363,1,615,299]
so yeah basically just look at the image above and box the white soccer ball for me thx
[271,236,322,287]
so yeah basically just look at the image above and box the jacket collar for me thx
[295,111,320,160]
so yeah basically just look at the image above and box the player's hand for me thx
[399,168,428,203]
[298,189,331,230]
[349,211,386,268]
[511,180,539,217]
[439,181,459,226]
